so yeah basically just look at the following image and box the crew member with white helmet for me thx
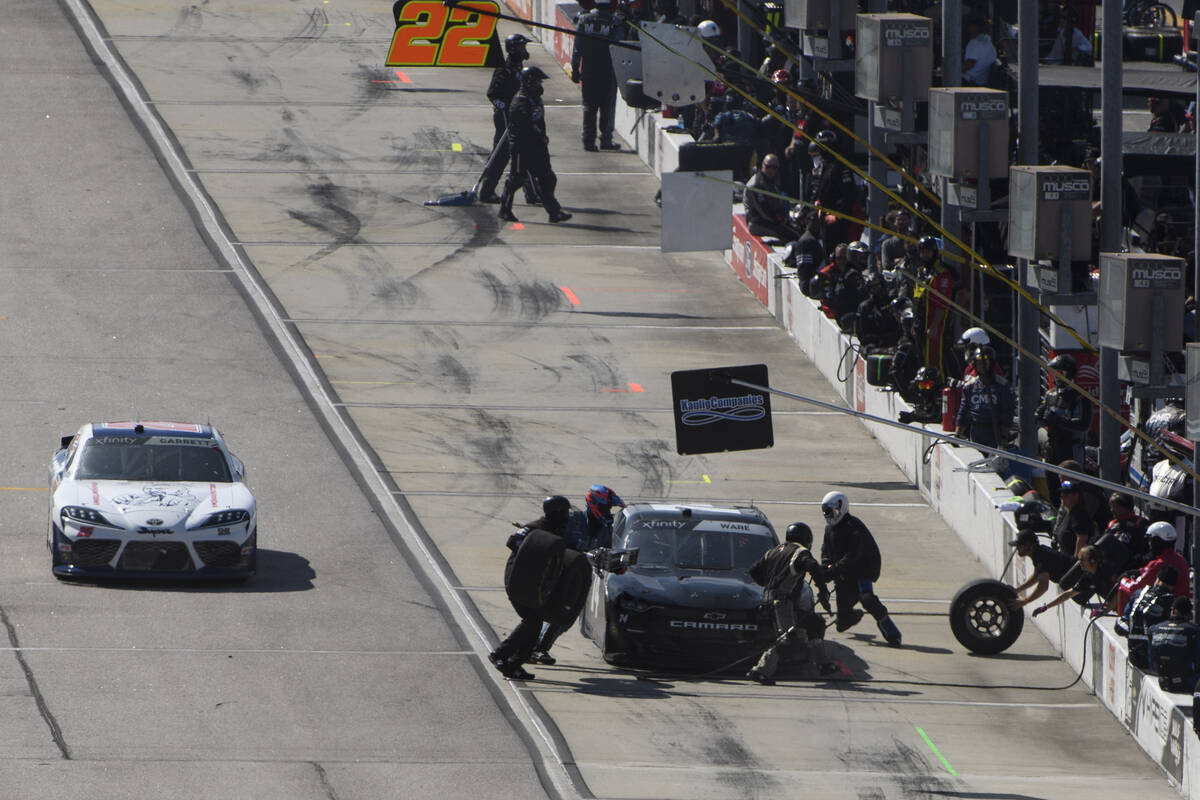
[819,491,902,646]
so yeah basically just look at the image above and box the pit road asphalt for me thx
[0,0,1185,798]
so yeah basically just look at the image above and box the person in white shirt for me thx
[1044,7,1093,64]
[962,17,999,85]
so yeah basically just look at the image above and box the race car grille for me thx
[117,542,194,572]
[193,540,242,568]
[68,539,121,567]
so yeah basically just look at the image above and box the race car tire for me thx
[949,579,1024,655]
[541,549,592,626]
[506,528,566,609]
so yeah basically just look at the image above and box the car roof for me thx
[624,502,770,525]
[88,421,216,440]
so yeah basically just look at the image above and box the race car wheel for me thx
[541,549,592,626]
[949,579,1024,655]
[506,529,566,609]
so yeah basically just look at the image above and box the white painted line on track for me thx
[60,3,579,797]
[0,646,470,655]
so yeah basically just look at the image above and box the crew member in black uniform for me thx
[499,67,573,224]
[1149,597,1200,693]
[819,491,902,646]
[478,34,533,203]
[1035,354,1092,503]
[571,0,625,151]
[489,495,573,679]
[746,522,836,685]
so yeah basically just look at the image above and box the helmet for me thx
[542,494,570,523]
[918,235,939,254]
[960,327,990,348]
[820,491,848,525]
[1047,353,1077,380]
[814,129,837,147]
[785,522,813,548]
[772,68,792,85]
[971,345,995,364]
[697,19,721,39]
[520,66,550,87]
[1147,521,1177,542]
[914,366,941,391]
[504,33,531,55]
[585,484,619,518]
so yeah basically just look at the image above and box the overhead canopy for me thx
[1123,131,1195,173]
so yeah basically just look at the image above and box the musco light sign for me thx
[1039,173,1091,201]
[957,95,1007,120]
[884,22,930,46]
[1130,261,1185,290]
[671,364,773,455]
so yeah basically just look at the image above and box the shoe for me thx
[501,663,535,680]
[747,669,775,686]
[530,650,556,665]
[478,193,501,204]
[599,141,621,150]
[583,142,598,152]
[488,650,506,669]
[548,211,573,223]
[835,609,864,633]
[818,661,840,676]
[498,209,518,222]
[878,616,902,647]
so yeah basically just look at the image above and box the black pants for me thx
[834,576,888,625]
[494,603,543,666]
[581,80,617,146]
[477,115,511,199]
[501,150,562,217]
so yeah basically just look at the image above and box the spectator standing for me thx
[962,17,998,85]
[498,68,573,225]
[809,130,857,243]
[912,236,955,373]
[954,347,1014,450]
[1148,96,1186,133]
[744,154,797,240]
[1035,354,1092,495]
[1044,6,1093,64]
[572,0,626,151]
[878,210,911,273]
[1149,597,1200,692]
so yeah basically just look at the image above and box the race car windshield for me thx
[75,438,231,482]
[625,525,774,571]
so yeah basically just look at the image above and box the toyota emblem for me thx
[146,518,163,526]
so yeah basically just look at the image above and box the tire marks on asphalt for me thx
[0,605,69,760]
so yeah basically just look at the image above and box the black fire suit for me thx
[492,514,566,670]
[499,85,565,220]
[748,542,830,679]
[571,7,625,148]
[821,513,889,629]
[478,54,537,202]
[1036,383,1092,467]
[1149,617,1200,692]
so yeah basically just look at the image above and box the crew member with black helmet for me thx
[809,129,855,243]
[747,522,836,684]
[819,491,902,646]
[954,346,1014,450]
[489,495,572,679]
[478,33,534,204]
[571,0,626,151]
[499,67,572,224]
[1035,353,1093,502]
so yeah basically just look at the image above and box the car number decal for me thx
[386,0,503,68]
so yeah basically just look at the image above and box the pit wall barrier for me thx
[730,242,1197,797]
[515,8,1197,790]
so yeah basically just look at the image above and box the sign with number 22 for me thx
[387,0,503,68]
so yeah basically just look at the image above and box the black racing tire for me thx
[505,529,566,610]
[541,550,592,626]
[949,579,1025,655]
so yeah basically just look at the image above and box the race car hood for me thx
[61,480,252,528]
[615,569,763,610]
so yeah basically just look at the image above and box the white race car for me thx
[48,421,256,580]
